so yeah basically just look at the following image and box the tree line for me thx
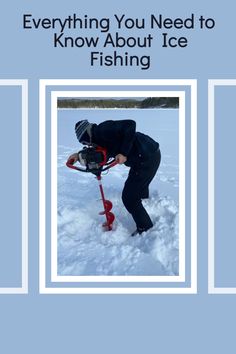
[57,97,179,109]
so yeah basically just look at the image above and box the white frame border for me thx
[0,80,28,295]
[40,79,197,294]
[51,90,185,283]
[208,79,236,294]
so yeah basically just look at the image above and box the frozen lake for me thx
[57,108,179,276]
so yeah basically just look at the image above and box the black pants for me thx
[122,149,161,231]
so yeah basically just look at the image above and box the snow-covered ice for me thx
[57,109,179,276]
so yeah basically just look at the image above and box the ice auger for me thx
[66,145,118,231]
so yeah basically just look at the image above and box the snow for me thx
[57,109,179,276]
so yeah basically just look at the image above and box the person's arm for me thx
[117,120,136,157]
[113,120,136,164]
[98,119,136,164]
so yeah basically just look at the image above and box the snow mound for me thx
[57,189,179,276]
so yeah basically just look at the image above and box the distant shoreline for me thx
[57,97,179,109]
[57,107,179,111]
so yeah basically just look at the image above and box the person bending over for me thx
[69,119,161,236]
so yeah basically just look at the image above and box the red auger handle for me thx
[66,157,118,173]
[109,160,118,168]
[102,159,118,172]
[66,158,82,172]
[66,158,75,166]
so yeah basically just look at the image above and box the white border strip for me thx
[39,79,197,294]
[191,81,197,294]
[0,80,28,294]
[51,91,185,283]
[40,286,196,295]
[39,80,46,294]
[208,79,236,294]
[208,80,215,293]
[41,79,194,86]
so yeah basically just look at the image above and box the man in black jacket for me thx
[69,119,161,236]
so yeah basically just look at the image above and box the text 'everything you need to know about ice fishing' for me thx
[22,13,216,70]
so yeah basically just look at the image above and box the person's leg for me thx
[122,184,153,231]
[139,150,161,199]
[141,188,149,199]
[122,150,161,233]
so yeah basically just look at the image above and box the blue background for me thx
[0,86,22,287]
[0,0,236,353]
[215,86,236,287]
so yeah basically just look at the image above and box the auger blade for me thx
[102,212,115,231]
[99,200,113,215]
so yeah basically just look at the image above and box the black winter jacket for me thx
[91,120,160,167]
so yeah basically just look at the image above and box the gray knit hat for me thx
[75,120,93,143]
